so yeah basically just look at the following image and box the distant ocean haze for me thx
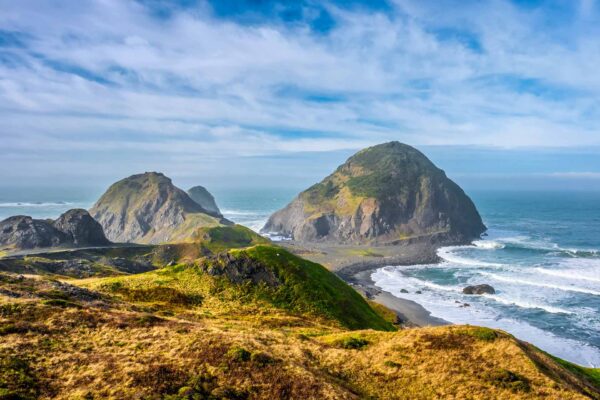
[2,186,599,367]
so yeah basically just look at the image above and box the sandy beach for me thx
[337,255,449,327]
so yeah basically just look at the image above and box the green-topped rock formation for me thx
[90,172,231,244]
[263,142,486,245]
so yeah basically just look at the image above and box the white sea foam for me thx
[482,294,574,314]
[0,201,73,207]
[437,246,505,267]
[473,240,505,249]
[535,266,600,283]
[479,272,600,296]
[371,267,600,367]
[221,209,261,216]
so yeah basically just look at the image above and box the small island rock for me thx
[463,284,495,295]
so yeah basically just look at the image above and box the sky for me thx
[1,0,600,191]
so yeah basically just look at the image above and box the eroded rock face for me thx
[0,216,66,250]
[463,284,495,295]
[90,172,230,244]
[197,252,280,287]
[263,142,486,245]
[0,209,109,251]
[53,209,110,246]
[187,186,222,216]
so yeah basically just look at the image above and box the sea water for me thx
[1,188,599,366]
[372,191,600,367]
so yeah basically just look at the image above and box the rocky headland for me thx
[90,172,231,244]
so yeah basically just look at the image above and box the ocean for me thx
[1,187,599,367]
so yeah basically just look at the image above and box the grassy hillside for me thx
[81,245,393,332]
[0,231,598,399]
[0,269,597,399]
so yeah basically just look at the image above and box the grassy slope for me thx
[0,275,596,399]
[81,245,393,332]
[230,245,394,331]
[0,232,598,399]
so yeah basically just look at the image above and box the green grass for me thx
[193,225,269,252]
[88,244,394,331]
[232,245,395,331]
[550,355,600,389]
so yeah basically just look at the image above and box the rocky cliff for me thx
[0,209,109,251]
[187,185,222,216]
[262,142,486,245]
[90,172,231,244]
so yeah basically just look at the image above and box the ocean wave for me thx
[473,240,505,249]
[535,264,600,284]
[221,209,262,216]
[437,246,505,267]
[482,294,574,315]
[491,236,599,258]
[479,272,600,296]
[371,267,600,366]
[0,201,73,207]
[376,268,572,314]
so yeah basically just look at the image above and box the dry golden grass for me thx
[1,270,598,399]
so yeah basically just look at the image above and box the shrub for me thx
[384,360,401,368]
[0,354,39,400]
[467,327,498,342]
[41,299,81,308]
[335,336,370,350]
[485,369,530,392]
[226,346,251,362]
[250,352,274,367]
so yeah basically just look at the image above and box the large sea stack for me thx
[0,209,110,251]
[262,142,486,245]
[90,172,230,244]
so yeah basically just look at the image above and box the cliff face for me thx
[90,172,230,244]
[0,209,109,251]
[263,142,486,245]
[187,186,222,216]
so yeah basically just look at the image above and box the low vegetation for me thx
[0,237,598,399]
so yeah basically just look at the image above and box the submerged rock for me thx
[263,142,486,245]
[463,284,495,295]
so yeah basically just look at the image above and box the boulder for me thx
[463,284,495,295]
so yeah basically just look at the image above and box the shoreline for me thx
[338,256,450,327]
[278,240,452,327]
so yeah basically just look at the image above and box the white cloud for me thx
[0,0,599,182]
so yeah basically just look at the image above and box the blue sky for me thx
[1,0,600,190]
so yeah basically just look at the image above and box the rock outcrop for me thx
[90,172,231,244]
[463,284,495,295]
[0,209,109,251]
[263,142,486,245]
[53,209,111,246]
[187,186,222,216]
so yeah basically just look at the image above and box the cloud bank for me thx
[0,0,599,184]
